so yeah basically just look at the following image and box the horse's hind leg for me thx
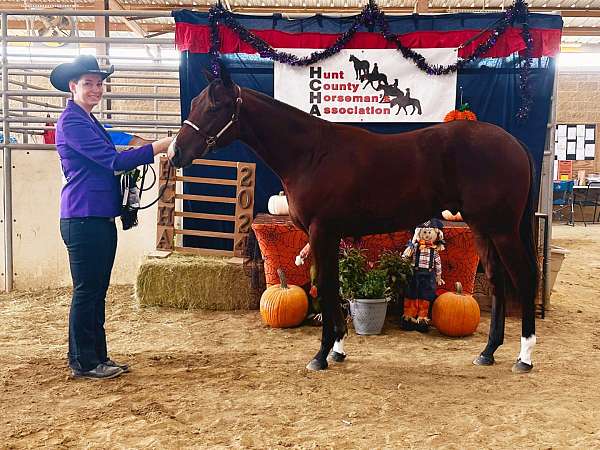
[491,233,537,373]
[306,224,346,371]
[472,231,507,366]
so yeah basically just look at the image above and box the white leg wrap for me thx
[333,338,345,355]
[518,335,536,365]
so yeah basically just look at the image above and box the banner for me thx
[274,48,458,123]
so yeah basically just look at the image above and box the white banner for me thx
[274,48,458,123]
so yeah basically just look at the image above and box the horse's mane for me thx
[243,87,326,124]
[242,85,374,137]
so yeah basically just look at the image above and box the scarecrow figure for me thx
[401,219,445,332]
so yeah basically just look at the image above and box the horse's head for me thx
[169,67,242,168]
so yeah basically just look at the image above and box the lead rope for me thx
[120,159,173,230]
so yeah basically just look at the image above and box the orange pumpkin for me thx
[260,268,308,328]
[432,282,480,337]
[444,103,478,123]
[441,210,463,221]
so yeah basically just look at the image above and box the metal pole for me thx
[7,63,178,72]
[2,13,13,292]
[3,90,179,99]
[1,9,174,17]
[7,108,180,116]
[7,70,179,80]
[7,36,173,45]
[541,59,559,310]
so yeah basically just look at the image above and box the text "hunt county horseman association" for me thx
[308,66,391,117]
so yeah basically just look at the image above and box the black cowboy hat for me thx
[419,218,444,229]
[50,55,114,92]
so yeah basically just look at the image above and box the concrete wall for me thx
[4,150,161,290]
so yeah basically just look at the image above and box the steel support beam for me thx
[1,13,13,292]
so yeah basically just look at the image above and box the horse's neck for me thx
[238,89,321,181]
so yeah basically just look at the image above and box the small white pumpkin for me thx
[442,210,463,221]
[268,191,289,215]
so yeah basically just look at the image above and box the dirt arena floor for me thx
[1,224,600,449]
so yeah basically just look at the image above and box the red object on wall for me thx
[43,123,56,144]
[252,214,480,294]
[175,24,561,58]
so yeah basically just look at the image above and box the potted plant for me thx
[338,248,391,335]
[378,250,414,316]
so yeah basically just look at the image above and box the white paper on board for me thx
[585,127,595,141]
[585,143,596,158]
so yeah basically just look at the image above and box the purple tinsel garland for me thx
[207,0,534,120]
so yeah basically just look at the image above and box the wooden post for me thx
[156,157,176,251]
[233,162,256,257]
[415,0,429,13]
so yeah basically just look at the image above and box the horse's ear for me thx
[218,60,233,88]
[203,67,216,83]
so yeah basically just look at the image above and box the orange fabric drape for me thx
[252,214,479,293]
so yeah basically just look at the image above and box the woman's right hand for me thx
[152,137,174,155]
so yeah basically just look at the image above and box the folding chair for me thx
[573,181,600,226]
[552,180,574,226]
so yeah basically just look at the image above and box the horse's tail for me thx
[517,141,539,313]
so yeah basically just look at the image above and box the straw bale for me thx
[135,253,257,310]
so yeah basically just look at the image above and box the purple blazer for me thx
[57,100,154,218]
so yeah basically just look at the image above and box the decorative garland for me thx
[207,0,534,120]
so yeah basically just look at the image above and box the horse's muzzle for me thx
[167,139,184,168]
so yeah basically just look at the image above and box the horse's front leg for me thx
[306,225,346,371]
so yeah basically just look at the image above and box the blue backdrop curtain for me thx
[175,11,559,250]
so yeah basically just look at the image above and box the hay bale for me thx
[135,253,257,310]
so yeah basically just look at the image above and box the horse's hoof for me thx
[306,358,328,371]
[329,351,346,363]
[473,354,495,366]
[511,359,533,374]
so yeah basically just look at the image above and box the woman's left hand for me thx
[152,136,174,155]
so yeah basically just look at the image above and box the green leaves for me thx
[378,250,414,301]
[339,248,413,300]
[339,248,367,300]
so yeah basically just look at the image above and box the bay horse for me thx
[168,68,539,374]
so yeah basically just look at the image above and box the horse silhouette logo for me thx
[389,88,422,115]
[349,55,369,80]
[358,61,423,116]
[359,63,388,90]
[375,78,404,102]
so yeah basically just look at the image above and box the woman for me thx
[51,55,174,380]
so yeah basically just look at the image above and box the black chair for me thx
[573,181,600,226]
[552,180,574,226]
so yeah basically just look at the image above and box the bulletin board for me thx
[555,124,596,161]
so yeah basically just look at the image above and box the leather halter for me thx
[182,85,243,150]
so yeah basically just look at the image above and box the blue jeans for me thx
[406,269,437,302]
[60,217,117,371]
